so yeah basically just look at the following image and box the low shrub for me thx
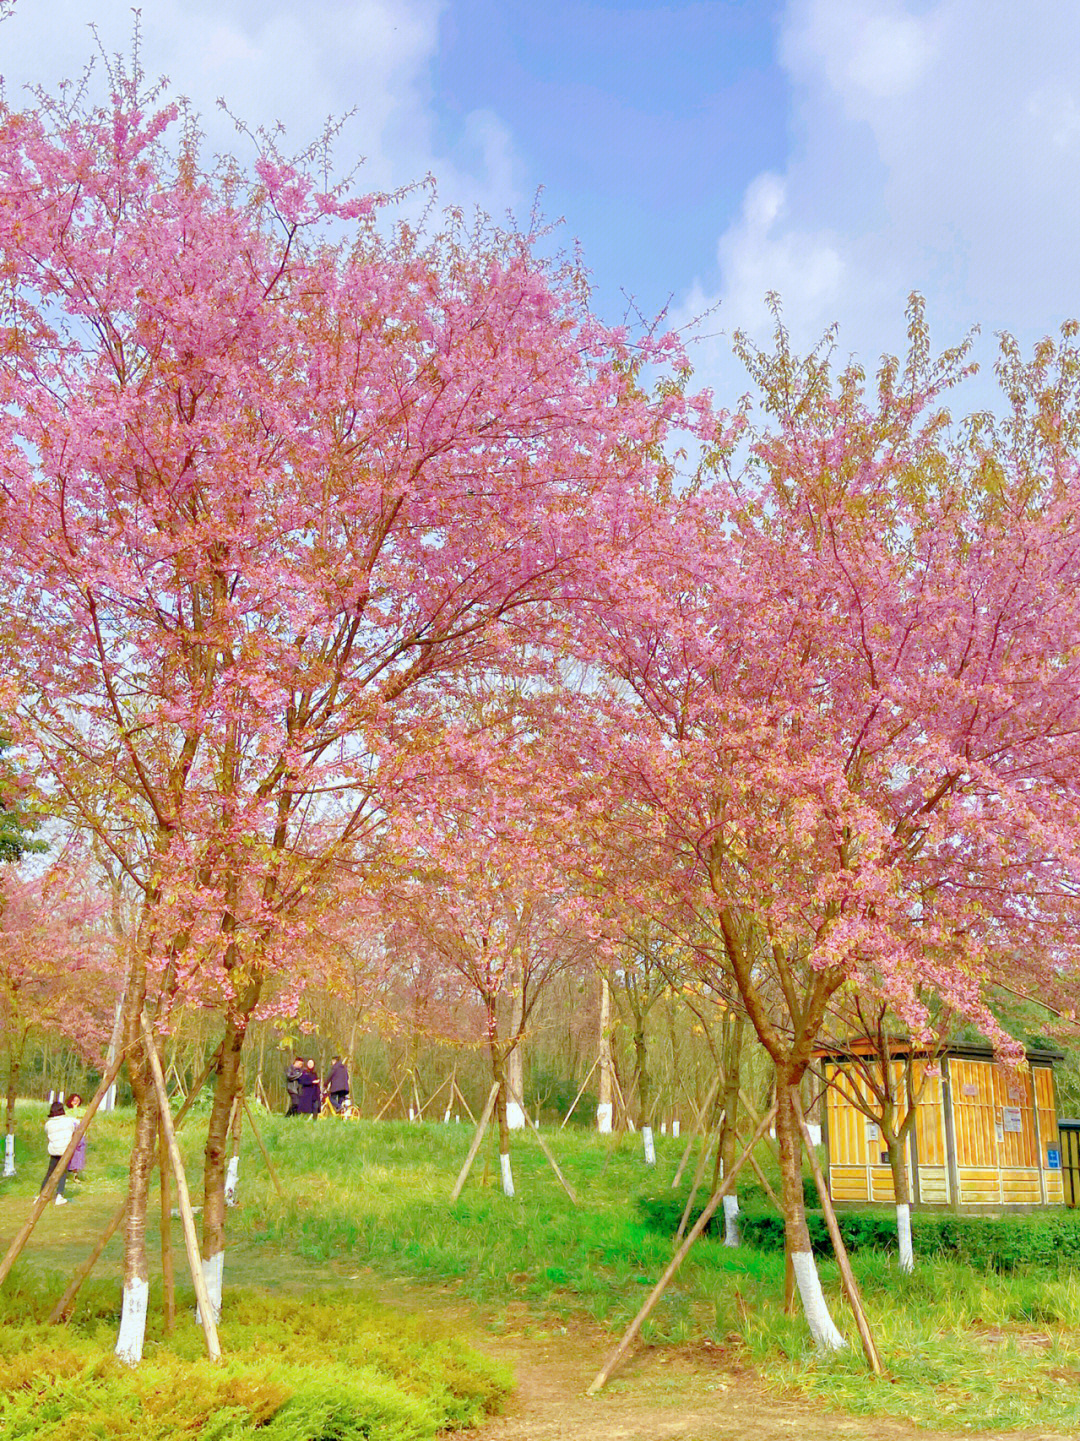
[638,1191,1080,1272]
[0,1287,511,1440]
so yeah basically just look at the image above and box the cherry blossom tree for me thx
[583,301,1080,1351]
[0,57,695,1358]
[379,724,598,1197]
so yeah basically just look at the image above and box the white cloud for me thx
[718,173,845,337]
[783,0,942,104]
[683,0,1080,412]
[0,0,520,214]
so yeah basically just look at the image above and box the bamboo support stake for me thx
[504,1077,578,1204]
[0,1046,129,1290]
[374,1077,405,1121]
[423,1073,453,1114]
[793,1092,881,1375]
[450,1081,500,1202]
[159,1120,175,1334]
[672,1073,721,1189]
[560,1056,599,1129]
[587,1104,777,1396]
[746,1144,782,1211]
[451,1079,476,1124]
[141,1018,221,1362]
[610,1068,631,1130]
[675,1123,717,1243]
[241,1094,285,1200]
[47,1051,219,1325]
[739,1087,780,1160]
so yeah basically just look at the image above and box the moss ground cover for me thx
[6,1104,1080,1432]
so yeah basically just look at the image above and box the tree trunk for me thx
[486,1001,514,1198]
[116,1027,158,1365]
[886,1134,914,1273]
[776,1079,845,1352]
[200,1011,247,1322]
[505,961,525,1130]
[597,975,613,1133]
[718,1017,744,1246]
[3,1035,24,1177]
[634,1027,655,1164]
[494,1069,514,1197]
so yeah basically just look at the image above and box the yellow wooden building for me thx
[822,1044,1065,1211]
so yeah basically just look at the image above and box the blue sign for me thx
[1047,1148,1061,1170]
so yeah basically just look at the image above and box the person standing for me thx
[66,1093,87,1185]
[41,1100,77,1204]
[326,1057,350,1114]
[285,1057,304,1116]
[298,1058,321,1119]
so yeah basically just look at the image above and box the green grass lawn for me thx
[5,1101,1080,1433]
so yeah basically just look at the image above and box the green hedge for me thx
[636,1191,1080,1272]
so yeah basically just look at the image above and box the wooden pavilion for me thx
[821,1042,1065,1211]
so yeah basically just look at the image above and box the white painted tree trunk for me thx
[500,1151,515,1198]
[224,1156,239,1208]
[3,1134,14,1177]
[597,975,614,1134]
[672,1119,680,1137]
[642,1125,656,1165]
[722,1192,741,1247]
[507,981,526,1130]
[115,1278,149,1365]
[791,1251,847,1351]
[197,1251,224,1324]
[896,1202,914,1272]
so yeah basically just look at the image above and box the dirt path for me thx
[463,1320,1067,1441]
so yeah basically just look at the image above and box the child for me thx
[41,1101,77,1204]
[66,1093,87,1185]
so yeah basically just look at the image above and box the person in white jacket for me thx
[41,1100,77,1204]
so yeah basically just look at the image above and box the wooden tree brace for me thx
[141,1016,221,1362]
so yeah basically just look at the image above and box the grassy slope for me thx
[5,1102,1080,1431]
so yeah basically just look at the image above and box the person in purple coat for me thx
[66,1093,88,1184]
[298,1058,321,1119]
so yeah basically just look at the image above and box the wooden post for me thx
[560,1056,599,1129]
[159,1119,175,1334]
[0,1045,129,1290]
[587,1104,777,1395]
[450,1081,500,1202]
[47,1050,219,1325]
[141,1018,221,1362]
[793,1092,881,1375]
[504,1076,578,1204]
[241,1094,285,1200]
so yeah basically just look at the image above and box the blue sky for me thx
[4,1,1079,409]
